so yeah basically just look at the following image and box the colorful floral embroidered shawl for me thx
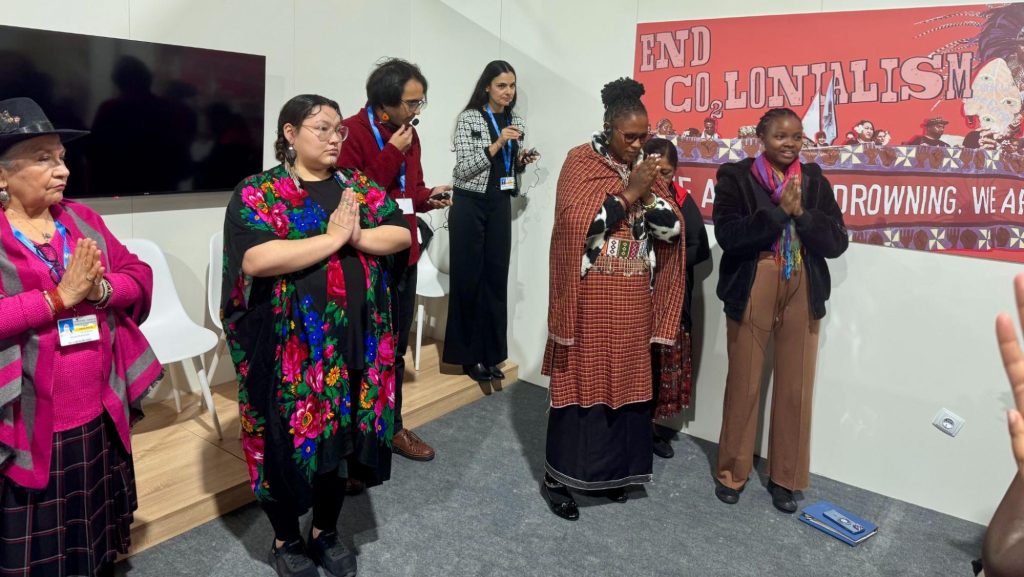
[221,165,400,509]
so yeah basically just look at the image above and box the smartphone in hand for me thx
[429,191,451,201]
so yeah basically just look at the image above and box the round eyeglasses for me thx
[302,123,349,142]
[403,98,428,112]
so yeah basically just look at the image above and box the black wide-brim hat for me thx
[0,97,89,151]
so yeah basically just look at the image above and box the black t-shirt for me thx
[303,177,408,369]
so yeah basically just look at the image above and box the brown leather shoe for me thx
[392,429,435,461]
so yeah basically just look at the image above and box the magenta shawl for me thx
[0,200,162,489]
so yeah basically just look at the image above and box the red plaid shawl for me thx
[545,144,685,407]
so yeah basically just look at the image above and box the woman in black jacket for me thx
[642,137,710,459]
[711,107,848,513]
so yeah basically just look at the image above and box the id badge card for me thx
[57,315,100,347]
[499,176,516,191]
[397,198,414,215]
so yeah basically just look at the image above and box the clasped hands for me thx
[57,238,105,308]
[327,188,362,247]
[780,176,804,218]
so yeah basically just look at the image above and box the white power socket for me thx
[932,408,965,437]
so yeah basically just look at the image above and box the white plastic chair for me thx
[124,238,223,439]
[414,245,449,371]
[205,232,226,384]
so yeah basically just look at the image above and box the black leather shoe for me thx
[653,436,674,459]
[714,481,741,505]
[463,363,492,382]
[307,529,357,577]
[542,478,579,521]
[604,487,628,503]
[268,539,319,577]
[488,365,505,380]
[344,478,364,496]
[767,480,797,513]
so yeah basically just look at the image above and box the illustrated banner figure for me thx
[635,4,1024,262]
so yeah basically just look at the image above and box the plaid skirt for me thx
[0,414,136,577]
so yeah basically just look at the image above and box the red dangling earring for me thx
[381,111,390,123]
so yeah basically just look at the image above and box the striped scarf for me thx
[0,201,162,489]
[750,154,802,279]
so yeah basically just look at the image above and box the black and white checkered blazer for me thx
[451,108,526,195]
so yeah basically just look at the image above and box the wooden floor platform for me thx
[127,338,516,555]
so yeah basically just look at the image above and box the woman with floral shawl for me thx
[221,95,409,577]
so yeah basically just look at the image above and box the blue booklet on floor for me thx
[799,501,878,546]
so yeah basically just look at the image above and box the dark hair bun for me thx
[601,77,645,109]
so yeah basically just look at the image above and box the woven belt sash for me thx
[591,238,650,276]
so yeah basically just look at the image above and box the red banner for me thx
[635,5,1024,262]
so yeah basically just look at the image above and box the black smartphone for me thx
[430,191,451,200]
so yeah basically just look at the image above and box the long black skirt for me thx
[545,402,653,491]
[0,414,136,577]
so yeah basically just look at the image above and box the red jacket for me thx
[339,106,433,266]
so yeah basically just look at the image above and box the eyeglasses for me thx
[301,123,349,143]
[615,127,651,144]
[402,98,428,112]
[34,242,65,285]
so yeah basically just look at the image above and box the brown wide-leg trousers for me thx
[715,253,820,491]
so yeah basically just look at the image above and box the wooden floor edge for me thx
[125,360,519,557]
[129,481,255,555]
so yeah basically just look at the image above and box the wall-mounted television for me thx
[0,25,266,197]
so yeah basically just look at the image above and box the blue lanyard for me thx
[485,105,513,176]
[10,219,70,281]
[367,106,406,193]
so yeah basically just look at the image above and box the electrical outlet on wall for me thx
[932,408,965,437]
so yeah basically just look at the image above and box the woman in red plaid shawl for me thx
[541,78,685,521]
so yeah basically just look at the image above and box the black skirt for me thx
[545,402,653,491]
[0,414,136,577]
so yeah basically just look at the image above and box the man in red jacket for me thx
[339,58,451,467]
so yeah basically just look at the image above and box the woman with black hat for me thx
[0,97,162,576]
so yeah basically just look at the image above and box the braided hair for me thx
[601,77,647,125]
[755,107,802,138]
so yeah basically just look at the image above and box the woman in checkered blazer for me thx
[442,61,539,383]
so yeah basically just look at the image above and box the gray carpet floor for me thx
[117,381,984,577]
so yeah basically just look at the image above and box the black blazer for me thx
[712,158,848,321]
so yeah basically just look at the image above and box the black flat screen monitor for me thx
[0,25,266,197]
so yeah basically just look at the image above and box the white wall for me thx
[486,0,1016,528]
[5,0,1015,526]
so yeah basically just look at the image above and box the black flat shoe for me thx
[463,363,492,382]
[653,436,674,459]
[714,481,741,505]
[604,487,628,503]
[268,539,319,577]
[542,478,579,521]
[767,480,797,513]
[488,365,505,380]
[307,529,357,577]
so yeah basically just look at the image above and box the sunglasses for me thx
[34,242,65,285]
